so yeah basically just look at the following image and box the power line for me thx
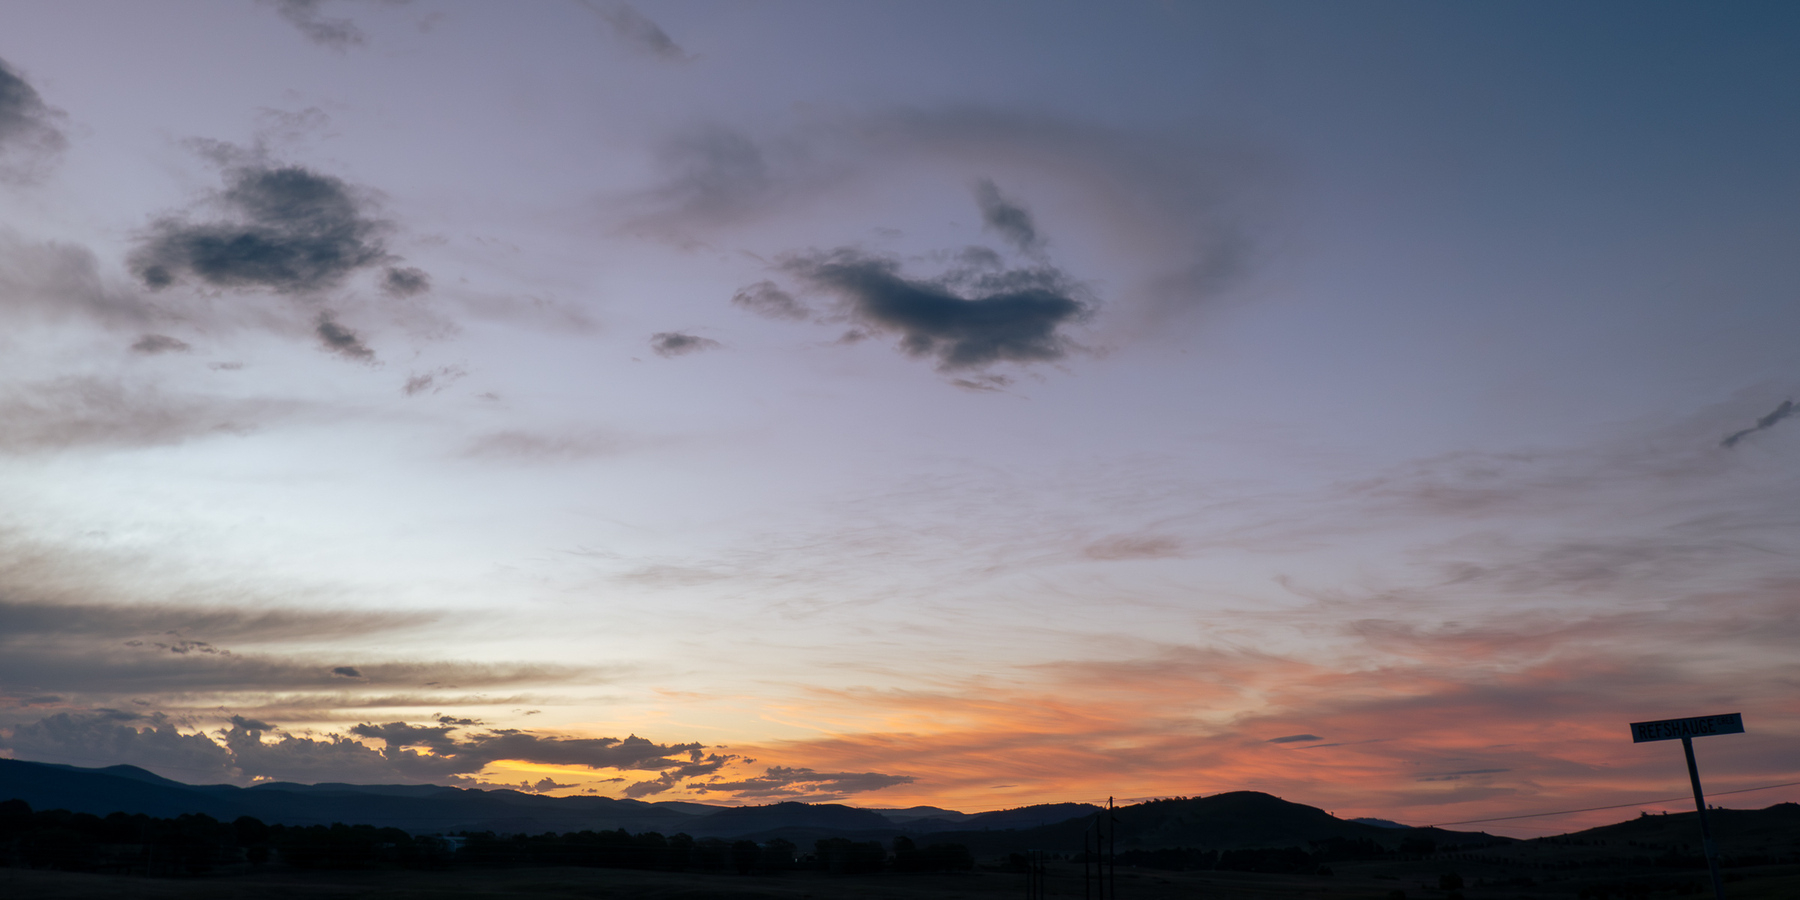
[1426,779,1800,827]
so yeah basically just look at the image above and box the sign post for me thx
[1629,712,1744,900]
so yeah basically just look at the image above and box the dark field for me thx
[6,855,1800,900]
[6,785,1797,899]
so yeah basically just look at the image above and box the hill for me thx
[0,758,702,835]
[1,758,1103,842]
[0,757,1571,857]
[913,791,1508,856]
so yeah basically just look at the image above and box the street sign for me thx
[1628,712,1746,900]
[1629,713,1744,743]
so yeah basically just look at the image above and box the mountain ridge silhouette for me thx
[0,757,1504,849]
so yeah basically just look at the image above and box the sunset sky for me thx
[2,1,1798,837]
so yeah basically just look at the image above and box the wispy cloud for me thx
[973,178,1044,256]
[381,265,431,298]
[314,310,376,360]
[0,232,157,328]
[578,2,687,61]
[724,614,1797,831]
[1722,399,1794,448]
[0,377,281,453]
[731,280,812,321]
[0,599,436,644]
[629,107,1266,328]
[462,429,624,462]
[401,364,466,396]
[262,0,400,50]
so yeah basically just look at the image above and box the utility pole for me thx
[1083,827,1091,900]
[1083,797,1121,899]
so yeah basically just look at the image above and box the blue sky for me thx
[0,0,1796,834]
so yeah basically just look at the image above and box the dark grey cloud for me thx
[1418,768,1509,782]
[276,719,714,785]
[0,709,712,788]
[1721,399,1794,448]
[731,280,812,320]
[973,178,1042,254]
[457,730,703,771]
[0,540,612,733]
[2,710,236,781]
[315,311,375,360]
[0,595,595,712]
[689,765,914,799]
[381,265,430,297]
[0,637,576,700]
[1266,733,1323,744]
[0,640,579,700]
[130,334,191,355]
[621,751,737,798]
[132,163,394,296]
[349,719,456,753]
[778,248,1089,370]
[0,599,436,644]
[579,1,688,61]
[0,57,67,182]
[649,331,719,358]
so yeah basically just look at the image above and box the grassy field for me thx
[5,803,1797,898]
[5,859,1800,900]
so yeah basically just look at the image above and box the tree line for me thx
[1109,836,1462,875]
[0,798,974,877]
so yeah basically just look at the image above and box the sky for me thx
[0,0,1797,838]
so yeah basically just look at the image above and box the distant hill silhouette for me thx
[871,804,966,823]
[694,800,895,836]
[1555,802,1800,849]
[0,758,699,834]
[6,758,1051,840]
[913,791,1509,856]
[2,758,1508,852]
[926,802,1102,831]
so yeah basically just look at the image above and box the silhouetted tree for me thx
[759,837,796,873]
[814,837,886,874]
[731,839,760,874]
